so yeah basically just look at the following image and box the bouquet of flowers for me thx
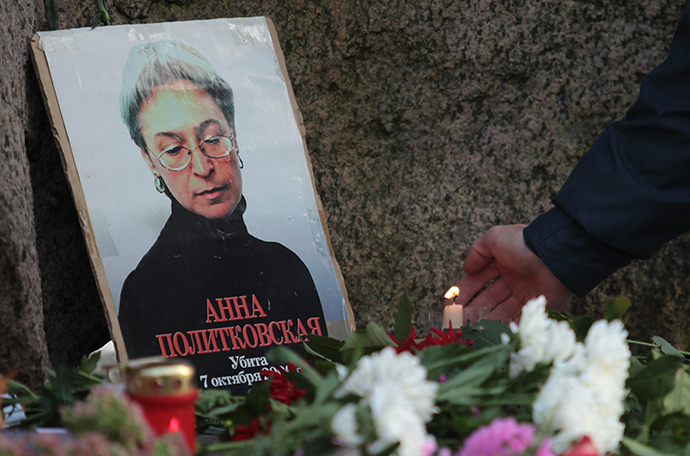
[3,295,690,456]
[199,296,690,456]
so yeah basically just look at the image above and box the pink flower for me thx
[420,438,438,456]
[536,438,557,456]
[458,417,538,456]
[69,432,114,456]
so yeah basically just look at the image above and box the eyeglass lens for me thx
[160,135,233,171]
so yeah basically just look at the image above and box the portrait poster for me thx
[31,17,354,393]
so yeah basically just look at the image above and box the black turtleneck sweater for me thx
[118,196,325,394]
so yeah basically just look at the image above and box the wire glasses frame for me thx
[147,133,238,172]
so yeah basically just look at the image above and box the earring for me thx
[238,151,244,169]
[154,175,167,193]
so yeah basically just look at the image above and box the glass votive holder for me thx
[464,305,491,326]
[422,307,444,336]
[423,304,492,335]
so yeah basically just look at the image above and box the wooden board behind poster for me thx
[30,17,354,394]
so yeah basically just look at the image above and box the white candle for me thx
[442,304,464,329]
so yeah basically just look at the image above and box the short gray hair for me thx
[119,40,235,150]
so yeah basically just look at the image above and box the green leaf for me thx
[423,343,507,373]
[301,339,338,369]
[662,368,690,415]
[44,0,58,30]
[627,356,684,402]
[418,344,472,376]
[340,322,396,364]
[267,347,323,388]
[50,365,76,403]
[605,296,631,322]
[311,369,343,405]
[7,379,40,399]
[569,315,595,342]
[649,413,690,452]
[235,380,272,423]
[437,349,509,403]
[623,437,679,456]
[372,442,400,456]
[652,336,685,359]
[394,293,412,342]
[464,320,511,349]
[304,334,345,364]
[476,395,534,406]
[206,439,256,454]
[79,352,101,375]
[545,310,569,321]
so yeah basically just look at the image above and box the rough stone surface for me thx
[3,0,690,377]
[0,0,50,389]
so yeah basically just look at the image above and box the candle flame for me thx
[168,417,180,433]
[444,286,460,300]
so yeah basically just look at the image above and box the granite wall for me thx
[2,0,689,383]
[0,0,51,389]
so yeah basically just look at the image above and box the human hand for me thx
[455,224,573,322]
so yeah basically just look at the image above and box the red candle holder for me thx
[121,358,198,453]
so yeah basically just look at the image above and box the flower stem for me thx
[626,339,690,356]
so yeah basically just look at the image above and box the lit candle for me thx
[443,286,464,329]
[443,303,464,329]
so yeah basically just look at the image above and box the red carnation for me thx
[389,325,422,354]
[390,322,473,353]
[418,322,473,349]
[231,416,271,441]
[261,364,307,406]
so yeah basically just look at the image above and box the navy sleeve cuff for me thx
[523,207,635,296]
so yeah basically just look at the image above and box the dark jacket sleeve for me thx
[524,0,690,296]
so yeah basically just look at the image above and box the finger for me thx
[490,296,524,323]
[462,233,496,274]
[465,277,513,310]
[456,261,500,305]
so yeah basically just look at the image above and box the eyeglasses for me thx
[148,133,237,171]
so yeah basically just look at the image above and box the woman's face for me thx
[138,79,242,220]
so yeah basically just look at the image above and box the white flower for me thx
[368,384,429,456]
[582,320,630,390]
[509,296,581,378]
[332,347,439,456]
[509,297,549,377]
[332,403,362,448]
[337,347,438,422]
[543,320,579,365]
[546,377,626,454]
[532,317,630,454]
[532,367,577,427]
